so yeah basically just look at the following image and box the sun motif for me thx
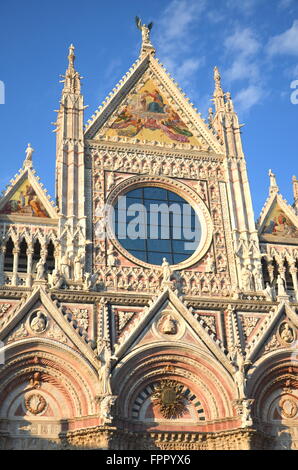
[152,379,188,419]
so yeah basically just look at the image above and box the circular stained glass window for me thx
[113,186,201,266]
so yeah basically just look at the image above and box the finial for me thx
[214,66,222,88]
[225,92,234,112]
[135,16,155,56]
[268,169,279,194]
[23,143,34,168]
[68,44,75,69]
[292,176,298,210]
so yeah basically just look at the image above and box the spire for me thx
[268,169,279,195]
[213,66,225,111]
[214,66,222,90]
[292,176,298,212]
[135,16,155,57]
[60,44,82,94]
[68,43,75,70]
[23,143,34,169]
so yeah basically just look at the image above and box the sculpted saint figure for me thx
[36,258,46,280]
[24,143,34,165]
[277,274,287,296]
[161,315,177,335]
[61,253,71,279]
[74,252,84,281]
[280,323,294,344]
[30,312,46,333]
[205,253,215,273]
[162,257,172,283]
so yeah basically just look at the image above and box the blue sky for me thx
[0,0,297,218]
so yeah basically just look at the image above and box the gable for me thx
[0,168,58,222]
[0,287,99,369]
[113,289,233,374]
[259,198,298,243]
[105,78,201,147]
[0,178,49,218]
[85,54,223,154]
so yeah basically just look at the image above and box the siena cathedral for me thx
[0,21,297,451]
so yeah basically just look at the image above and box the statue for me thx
[135,16,153,46]
[29,371,41,389]
[264,282,275,301]
[36,258,46,280]
[241,265,253,291]
[252,266,263,291]
[241,399,254,428]
[162,257,172,284]
[233,351,251,399]
[74,252,84,281]
[97,345,117,396]
[100,395,117,423]
[205,253,215,273]
[84,272,98,291]
[48,269,64,289]
[107,172,115,190]
[277,274,287,296]
[225,92,234,112]
[61,253,71,279]
[269,169,278,189]
[208,107,214,127]
[214,66,221,86]
[107,246,117,267]
[24,143,34,166]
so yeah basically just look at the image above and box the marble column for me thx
[11,246,20,286]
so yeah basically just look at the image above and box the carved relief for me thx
[68,308,89,330]
[29,311,48,334]
[25,393,47,415]
[278,322,296,346]
[152,380,187,419]
[241,315,259,339]
[280,397,298,419]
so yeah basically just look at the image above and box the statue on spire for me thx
[68,43,75,70]
[61,44,82,94]
[214,66,222,89]
[268,169,279,194]
[135,16,155,55]
[24,143,34,168]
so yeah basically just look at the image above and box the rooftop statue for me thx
[135,16,153,47]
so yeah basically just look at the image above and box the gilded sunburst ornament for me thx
[152,380,187,419]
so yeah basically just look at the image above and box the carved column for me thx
[267,260,275,284]
[26,246,34,287]
[0,245,6,285]
[289,265,298,300]
[11,246,20,286]
[40,243,48,263]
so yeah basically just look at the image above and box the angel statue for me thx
[135,16,153,45]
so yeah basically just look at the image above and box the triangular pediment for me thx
[113,288,233,374]
[84,53,223,154]
[0,287,99,369]
[258,193,298,243]
[246,301,298,362]
[0,166,58,223]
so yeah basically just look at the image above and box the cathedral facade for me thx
[0,24,297,450]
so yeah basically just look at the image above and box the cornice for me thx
[85,139,225,162]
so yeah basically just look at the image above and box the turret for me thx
[55,45,86,276]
